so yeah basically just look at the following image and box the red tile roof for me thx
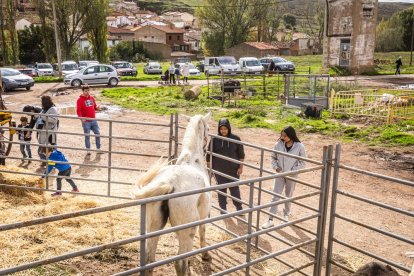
[150,25,185,34]
[244,42,278,50]
[108,26,134,35]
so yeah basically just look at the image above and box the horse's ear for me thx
[203,112,212,121]
[181,114,191,122]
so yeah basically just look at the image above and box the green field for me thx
[101,86,414,146]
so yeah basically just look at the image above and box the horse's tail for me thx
[132,158,174,199]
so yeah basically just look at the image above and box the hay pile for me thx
[0,165,45,196]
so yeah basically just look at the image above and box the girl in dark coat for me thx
[207,119,245,214]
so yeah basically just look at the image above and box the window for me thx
[169,35,172,40]
[151,36,154,39]
[99,66,113,73]
[177,35,180,40]
[144,36,147,39]
[84,66,97,75]
[363,7,373,18]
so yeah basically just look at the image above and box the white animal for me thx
[132,113,212,276]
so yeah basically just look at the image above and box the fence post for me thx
[174,113,179,159]
[140,203,147,276]
[45,115,50,189]
[313,145,333,276]
[263,74,266,98]
[284,74,289,104]
[168,114,173,160]
[254,149,265,248]
[245,181,255,276]
[325,144,341,276]
[108,121,113,196]
[277,73,280,100]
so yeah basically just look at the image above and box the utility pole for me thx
[410,9,414,67]
[51,0,62,78]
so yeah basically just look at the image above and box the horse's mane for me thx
[136,158,169,188]
[180,115,204,154]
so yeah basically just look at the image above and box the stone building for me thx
[323,0,378,74]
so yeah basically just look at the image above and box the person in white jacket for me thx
[37,96,59,162]
[262,126,306,229]
[181,62,190,84]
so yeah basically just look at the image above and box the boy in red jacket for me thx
[76,84,101,154]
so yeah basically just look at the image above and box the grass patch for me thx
[102,86,414,146]
[34,76,62,83]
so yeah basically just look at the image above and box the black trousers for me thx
[216,175,243,212]
[56,167,77,191]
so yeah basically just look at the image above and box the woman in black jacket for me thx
[207,119,245,214]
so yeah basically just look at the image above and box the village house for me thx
[184,32,201,52]
[108,26,135,41]
[161,11,195,27]
[226,42,280,60]
[323,0,378,74]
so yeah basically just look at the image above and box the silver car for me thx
[0,68,35,91]
[64,64,120,87]
[143,62,163,74]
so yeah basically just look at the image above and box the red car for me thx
[18,68,37,78]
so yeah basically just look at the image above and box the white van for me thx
[204,56,241,77]
[239,57,264,74]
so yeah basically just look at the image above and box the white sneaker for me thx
[261,220,274,229]
[280,215,289,224]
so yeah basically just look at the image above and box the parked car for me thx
[64,64,119,87]
[52,61,79,76]
[239,57,264,74]
[111,61,137,77]
[0,68,35,91]
[78,60,99,70]
[259,57,295,72]
[204,56,241,77]
[196,60,205,72]
[175,57,192,64]
[34,63,54,76]
[18,68,36,78]
[178,63,201,76]
[143,62,163,74]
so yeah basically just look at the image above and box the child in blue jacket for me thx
[45,147,79,196]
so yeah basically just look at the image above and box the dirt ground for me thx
[1,84,413,275]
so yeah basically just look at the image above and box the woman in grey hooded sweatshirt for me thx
[262,126,306,229]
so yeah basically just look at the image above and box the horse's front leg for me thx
[199,224,211,261]
[175,227,196,276]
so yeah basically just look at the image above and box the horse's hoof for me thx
[201,253,212,261]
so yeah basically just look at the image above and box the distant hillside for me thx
[378,2,413,21]
[122,0,412,23]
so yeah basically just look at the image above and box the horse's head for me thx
[183,112,211,155]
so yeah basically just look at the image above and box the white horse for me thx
[132,113,212,276]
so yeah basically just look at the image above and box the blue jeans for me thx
[82,120,101,150]
[20,142,32,158]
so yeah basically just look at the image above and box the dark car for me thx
[18,68,37,78]
[259,57,295,72]
[1,68,35,91]
[111,61,137,77]
[196,60,205,72]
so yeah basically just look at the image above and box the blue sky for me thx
[378,0,414,3]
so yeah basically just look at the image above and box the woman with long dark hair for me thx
[262,126,306,229]
[37,96,59,161]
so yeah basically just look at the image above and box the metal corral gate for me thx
[325,144,414,275]
[330,89,414,123]
[205,73,330,108]
[0,112,412,275]
[0,110,331,275]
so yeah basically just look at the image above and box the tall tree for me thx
[5,0,19,64]
[197,0,257,55]
[33,0,55,62]
[86,0,109,63]
[52,0,91,60]
[300,1,324,53]
[18,25,46,64]
[0,0,9,65]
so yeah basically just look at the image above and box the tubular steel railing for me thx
[0,110,331,275]
[325,144,414,275]
[2,111,412,275]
